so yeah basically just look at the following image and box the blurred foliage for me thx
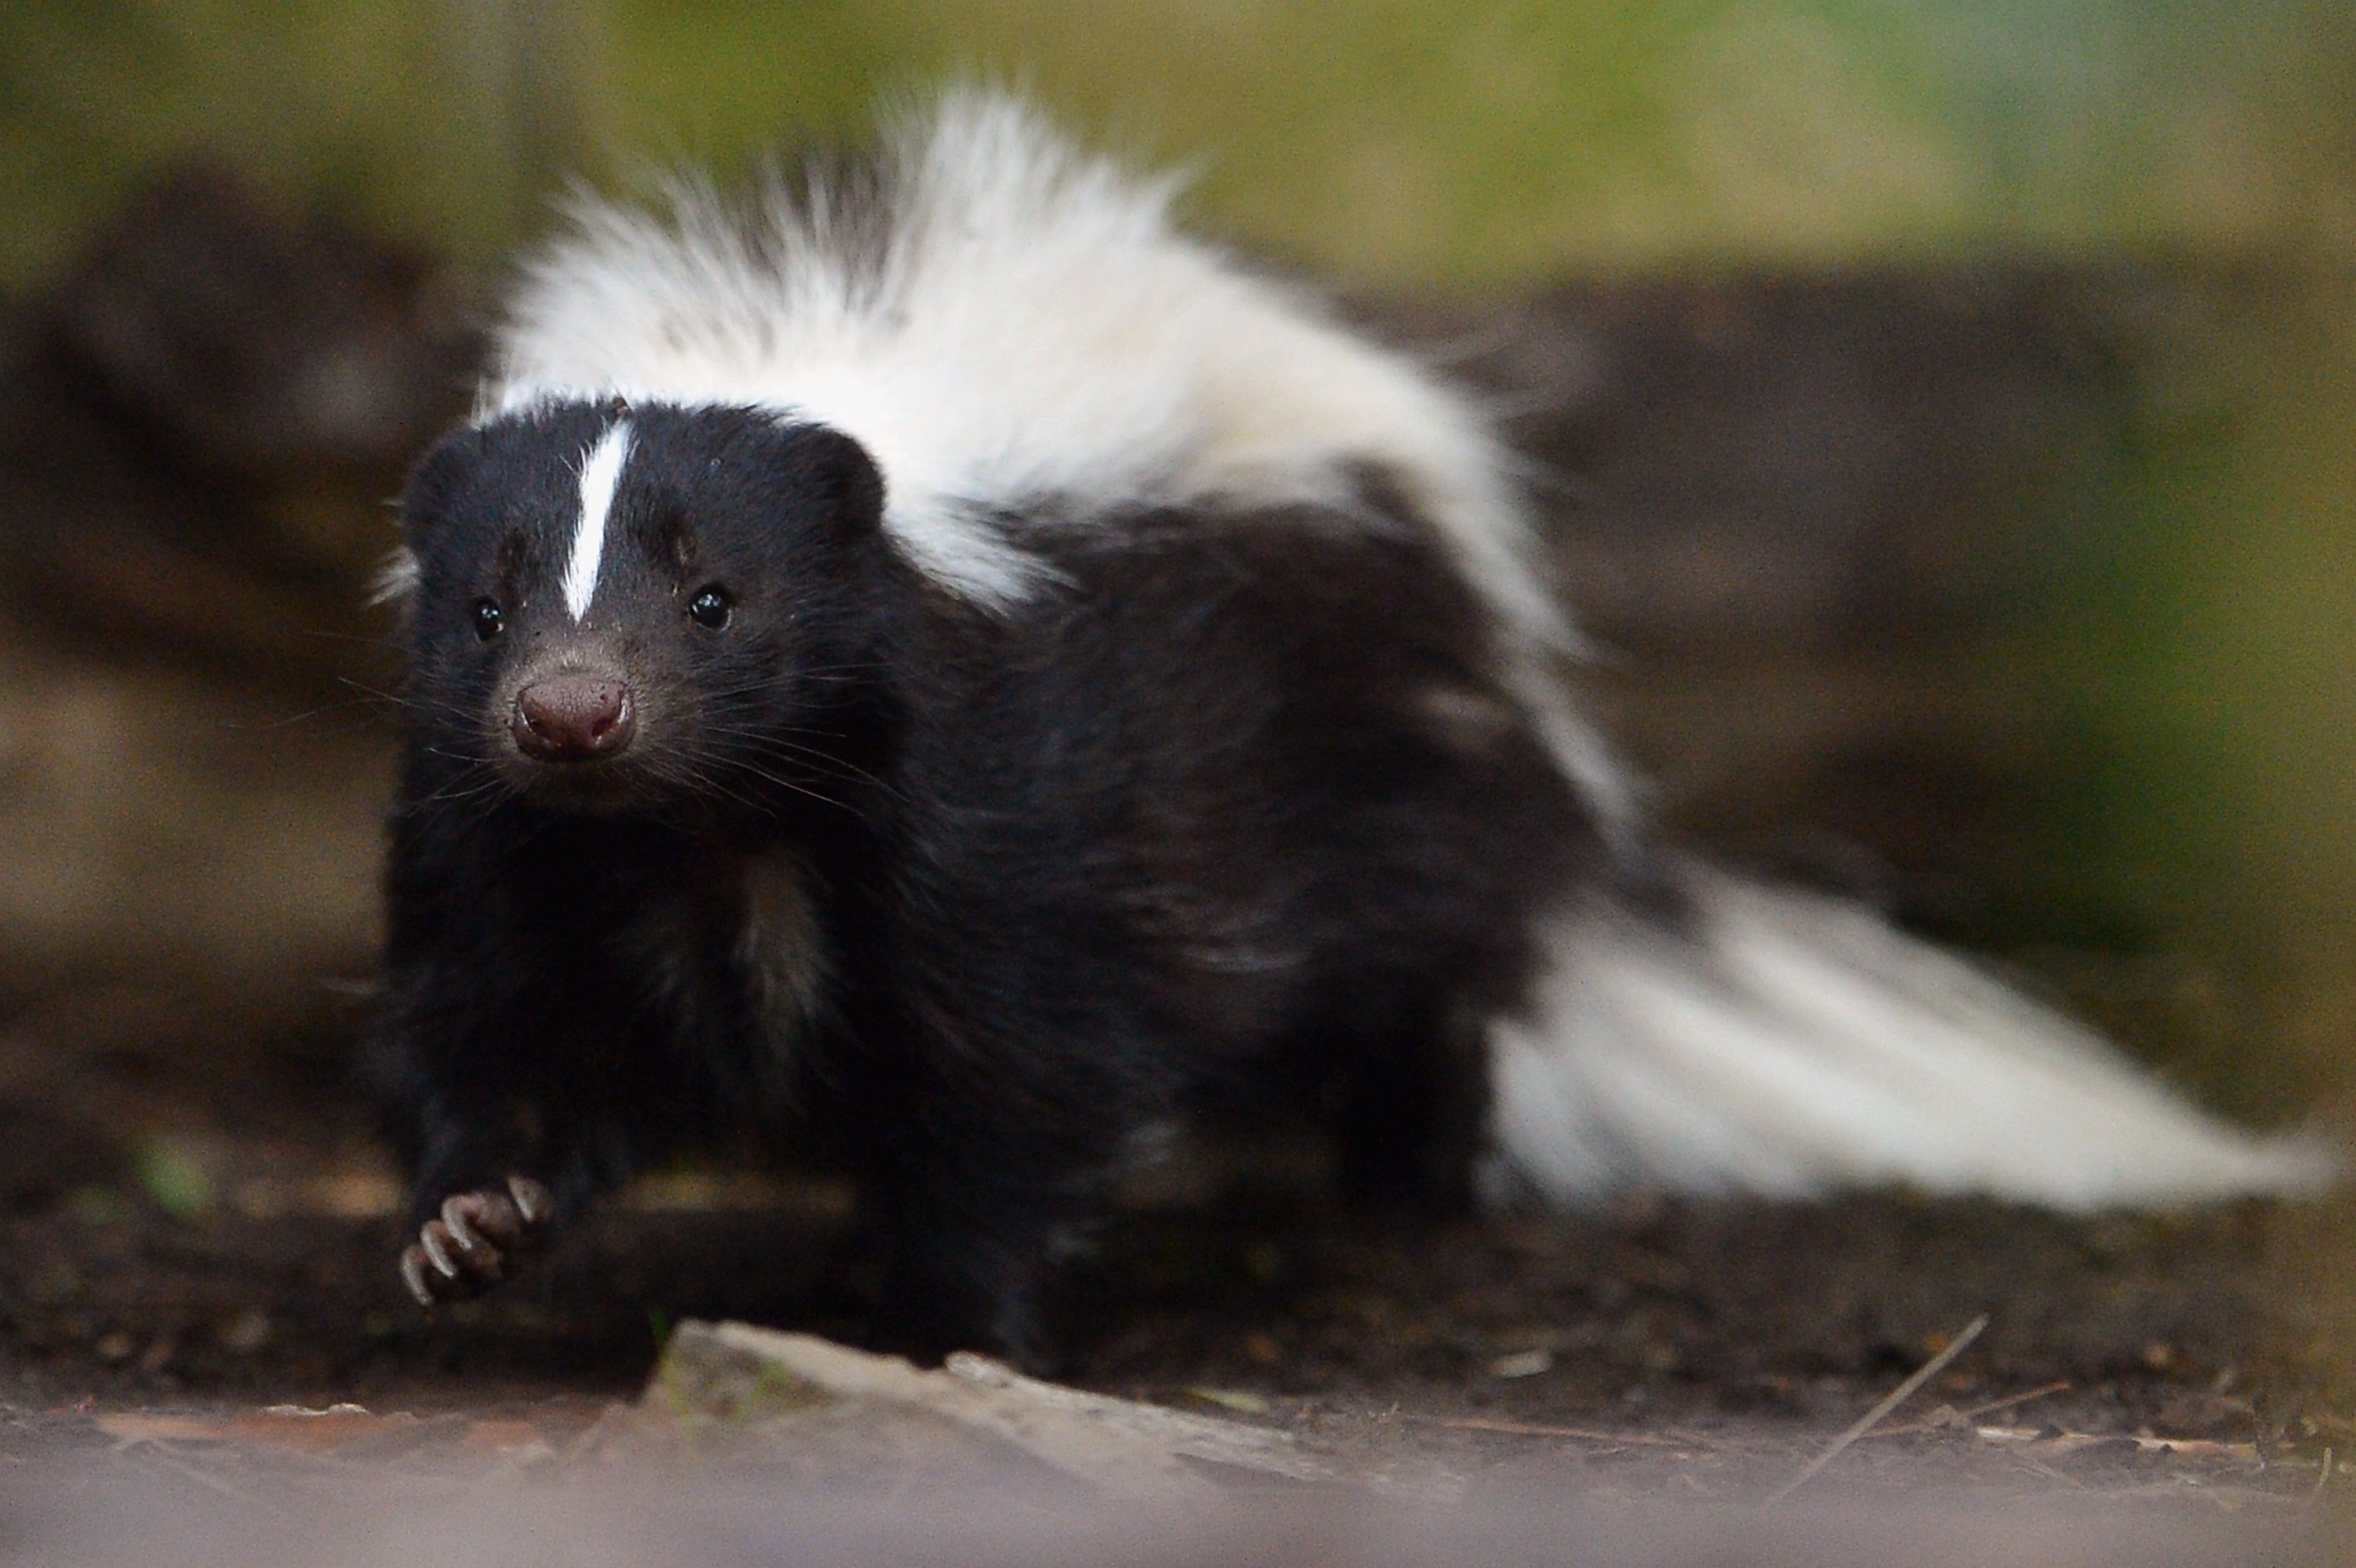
[597,0,2355,285]
[2061,257,2356,1095]
[5,0,2355,1098]
[133,1137,216,1219]
[7,1,2351,288]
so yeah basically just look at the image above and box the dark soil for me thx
[4,1107,2353,1517]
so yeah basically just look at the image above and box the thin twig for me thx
[2306,1447,2335,1513]
[1765,1314,1990,1504]
[2010,1453,2091,1492]
[113,1440,267,1507]
[1398,1413,1697,1448]
[1867,1378,2070,1440]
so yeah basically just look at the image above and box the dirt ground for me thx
[2,1078,2353,1563]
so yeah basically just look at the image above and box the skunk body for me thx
[379,93,2330,1357]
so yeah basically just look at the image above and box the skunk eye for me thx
[689,587,732,630]
[472,598,505,641]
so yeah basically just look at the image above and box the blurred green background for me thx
[9,1,2349,287]
[4,0,2354,1113]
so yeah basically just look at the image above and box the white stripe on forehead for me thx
[562,422,635,620]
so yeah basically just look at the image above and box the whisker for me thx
[650,752,795,824]
[294,627,410,653]
[664,741,865,821]
[687,730,901,804]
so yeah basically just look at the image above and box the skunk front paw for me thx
[398,1175,552,1307]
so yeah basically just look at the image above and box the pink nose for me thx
[513,675,635,761]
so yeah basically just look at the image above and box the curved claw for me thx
[399,1245,435,1308]
[401,1174,554,1310]
[507,1175,551,1226]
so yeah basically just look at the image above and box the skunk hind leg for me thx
[1330,995,1493,1215]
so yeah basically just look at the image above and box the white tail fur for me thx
[1490,861,2338,1210]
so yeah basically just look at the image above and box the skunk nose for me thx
[513,675,635,761]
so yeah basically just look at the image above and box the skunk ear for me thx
[777,422,886,537]
[398,426,488,541]
[377,426,487,609]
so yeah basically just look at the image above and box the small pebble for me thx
[1187,1386,1269,1416]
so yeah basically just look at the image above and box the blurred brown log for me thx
[1425,269,2135,654]
[0,168,481,1193]
[0,163,479,686]
[1381,267,2161,932]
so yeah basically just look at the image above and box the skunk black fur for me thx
[375,93,2329,1360]
[386,396,1601,1353]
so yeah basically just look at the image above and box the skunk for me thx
[375,91,2332,1358]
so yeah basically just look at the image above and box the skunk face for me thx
[396,399,890,817]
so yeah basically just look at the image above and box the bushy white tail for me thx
[1490,862,2338,1211]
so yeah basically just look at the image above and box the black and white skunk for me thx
[375,92,2332,1358]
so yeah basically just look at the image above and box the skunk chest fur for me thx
[609,844,829,1107]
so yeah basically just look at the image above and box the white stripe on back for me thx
[562,422,635,620]
[481,92,1630,833]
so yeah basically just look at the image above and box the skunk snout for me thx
[513,674,636,762]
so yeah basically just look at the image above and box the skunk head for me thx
[396,398,891,818]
